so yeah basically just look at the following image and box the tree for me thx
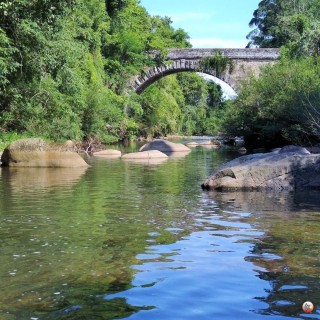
[221,56,320,147]
[0,0,195,144]
[247,0,320,56]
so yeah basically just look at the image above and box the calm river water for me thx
[0,143,319,320]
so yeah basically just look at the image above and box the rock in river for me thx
[139,139,191,153]
[93,149,122,159]
[201,145,320,191]
[1,138,89,168]
[122,150,168,160]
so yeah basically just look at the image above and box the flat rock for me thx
[93,149,121,158]
[201,145,320,191]
[199,140,213,145]
[122,150,168,159]
[186,142,199,147]
[1,138,89,168]
[139,139,191,153]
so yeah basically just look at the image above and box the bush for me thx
[221,56,320,148]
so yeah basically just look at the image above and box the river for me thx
[0,142,319,319]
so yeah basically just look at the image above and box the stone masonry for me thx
[131,48,280,94]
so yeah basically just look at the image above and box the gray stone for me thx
[201,145,320,191]
[93,149,121,158]
[132,48,280,93]
[278,145,310,154]
[139,139,191,153]
[186,142,199,147]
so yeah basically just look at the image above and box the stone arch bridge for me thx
[131,48,280,94]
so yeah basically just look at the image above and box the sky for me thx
[139,0,260,48]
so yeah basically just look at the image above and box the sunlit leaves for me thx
[0,0,193,143]
[222,56,320,147]
[0,29,19,88]
[247,0,320,56]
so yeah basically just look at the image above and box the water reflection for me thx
[0,148,319,319]
[1,166,88,191]
[205,190,320,318]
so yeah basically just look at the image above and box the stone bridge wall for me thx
[131,48,280,94]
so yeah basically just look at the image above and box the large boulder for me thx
[201,146,320,191]
[1,138,89,168]
[139,139,191,153]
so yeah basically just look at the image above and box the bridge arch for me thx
[130,48,280,94]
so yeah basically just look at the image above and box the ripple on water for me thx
[1,148,320,319]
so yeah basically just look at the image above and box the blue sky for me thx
[139,0,260,48]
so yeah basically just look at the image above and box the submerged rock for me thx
[186,142,199,148]
[1,138,89,168]
[201,145,320,191]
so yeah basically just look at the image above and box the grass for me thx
[0,132,48,151]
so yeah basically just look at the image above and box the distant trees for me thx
[247,0,320,56]
[216,0,320,148]
[221,56,320,147]
[137,72,225,138]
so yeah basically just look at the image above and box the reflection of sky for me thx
[101,190,320,319]
[103,224,270,319]
[140,0,260,48]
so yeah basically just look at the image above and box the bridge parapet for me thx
[166,48,280,60]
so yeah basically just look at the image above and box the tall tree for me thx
[247,0,320,56]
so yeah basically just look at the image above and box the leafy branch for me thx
[198,51,234,77]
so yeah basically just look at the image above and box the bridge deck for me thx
[166,48,280,60]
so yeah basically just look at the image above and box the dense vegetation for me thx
[0,0,225,147]
[246,0,320,56]
[221,0,320,148]
[1,0,320,149]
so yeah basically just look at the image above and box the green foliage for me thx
[199,51,234,78]
[247,0,320,57]
[0,0,221,143]
[176,73,209,135]
[146,16,191,50]
[138,72,226,137]
[0,28,19,89]
[236,0,320,148]
[139,76,184,137]
[0,132,46,151]
[221,56,320,147]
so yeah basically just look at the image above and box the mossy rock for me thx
[1,138,89,168]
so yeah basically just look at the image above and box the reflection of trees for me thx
[0,148,237,319]
[207,190,320,318]
[253,267,320,317]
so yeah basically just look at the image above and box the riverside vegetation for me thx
[1,0,320,150]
